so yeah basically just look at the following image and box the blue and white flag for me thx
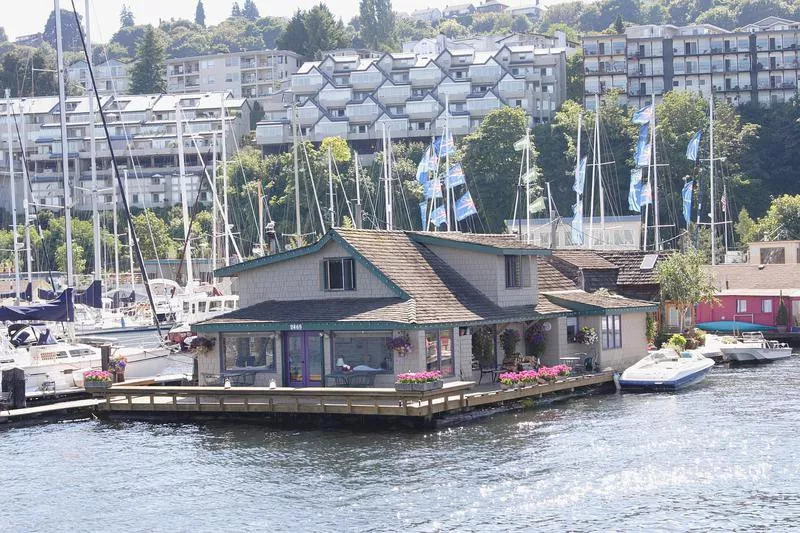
[573,156,587,194]
[446,163,466,188]
[430,205,447,226]
[628,168,643,212]
[416,151,430,184]
[635,179,652,206]
[419,201,428,228]
[682,180,694,226]
[686,130,702,162]
[634,124,650,168]
[571,201,584,245]
[423,178,443,199]
[632,104,654,125]
[455,191,478,221]
[434,132,455,157]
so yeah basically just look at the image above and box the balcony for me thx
[437,81,471,101]
[290,73,325,94]
[374,84,411,105]
[405,99,440,117]
[435,114,469,136]
[350,71,384,90]
[468,64,501,83]
[409,68,442,87]
[496,78,526,97]
[466,96,501,116]
[345,101,380,123]
[318,87,352,108]
[315,120,349,138]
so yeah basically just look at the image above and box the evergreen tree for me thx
[120,4,135,28]
[129,26,166,94]
[195,0,206,27]
[303,4,346,58]
[242,0,260,20]
[613,14,624,33]
[43,9,84,52]
[231,2,242,17]
[359,0,396,50]
[277,10,308,56]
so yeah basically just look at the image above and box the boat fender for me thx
[612,372,621,392]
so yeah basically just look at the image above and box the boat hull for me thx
[720,346,793,363]
[619,365,713,392]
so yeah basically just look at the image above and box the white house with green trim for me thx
[192,228,656,387]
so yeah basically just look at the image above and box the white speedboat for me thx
[719,332,792,363]
[619,347,715,392]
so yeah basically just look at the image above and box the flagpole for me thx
[445,93,451,231]
[525,129,531,244]
[709,92,716,265]
[651,87,660,251]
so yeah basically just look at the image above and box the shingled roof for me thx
[552,250,618,270]
[708,264,800,292]
[596,250,670,285]
[407,231,549,255]
[536,258,578,291]
[544,290,658,315]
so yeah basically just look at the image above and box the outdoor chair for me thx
[473,360,500,385]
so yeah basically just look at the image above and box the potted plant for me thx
[499,328,521,361]
[525,323,547,363]
[386,334,412,356]
[498,371,520,390]
[190,336,216,354]
[395,371,443,392]
[83,370,113,393]
[576,326,598,346]
[108,355,128,383]
[537,366,557,383]
[776,296,789,333]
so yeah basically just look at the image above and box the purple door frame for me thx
[284,331,324,387]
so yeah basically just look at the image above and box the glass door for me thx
[284,332,324,387]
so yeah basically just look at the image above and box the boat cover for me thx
[0,282,32,302]
[38,280,102,309]
[0,288,74,322]
[696,320,776,333]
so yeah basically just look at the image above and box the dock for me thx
[0,398,104,426]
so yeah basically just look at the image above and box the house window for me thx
[505,255,522,288]
[760,247,785,264]
[132,194,139,203]
[762,299,773,313]
[151,193,160,203]
[223,333,277,371]
[333,331,394,373]
[566,316,578,343]
[601,315,622,349]
[737,299,747,313]
[425,329,454,377]
[323,258,356,291]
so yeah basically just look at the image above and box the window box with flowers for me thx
[395,370,443,391]
[83,370,113,393]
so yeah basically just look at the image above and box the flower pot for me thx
[114,371,125,383]
[84,381,112,394]
[395,381,442,392]
[394,382,415,392]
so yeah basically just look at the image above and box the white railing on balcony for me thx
[296,106,320,124]
[409,68,442,86]
[435,115,469,135]
[350,71,384,89]
[375,118,408,135]
[315,120,349,138]
[466,97,500,114]
[375,85,411,104]
[318,87,353,107]
[291,73,324,93]
[406,100,440,116]
[346,101,380,120]
[256,124,287,144]
[437,81,470,100]
[468,64,501,82]
[497,78,526,96]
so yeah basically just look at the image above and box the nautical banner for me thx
[419,201,428,228]
[686,130,702,162]
[682,180,694,226]
[528,196,546,214]
[513,136,530,151]
[434,132,455,157]
[455,191,478,221]
[573,156,587,194]
[423,178,443,199]
[571,201,584,245]
[632,104,654,125]
[634,124,650,167]
[430,205,447,226]
[521,168,537,184]
[628,168,642,212]
[446,163,466,188]
[635,179,652,206]
[416,150,430,184]
[721,194,728,213]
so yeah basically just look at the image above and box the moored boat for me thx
[718,332,792,363]
[619,347,715,392]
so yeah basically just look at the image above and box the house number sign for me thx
[289,324,303,331]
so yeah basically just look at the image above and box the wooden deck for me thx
[91,372,614,420]
[0,398,104,425]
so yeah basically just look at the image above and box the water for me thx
[3,359,800,532]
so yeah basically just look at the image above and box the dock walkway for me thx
[0,399,104,425]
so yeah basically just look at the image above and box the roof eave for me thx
[408,233,551,256]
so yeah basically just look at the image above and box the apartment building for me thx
[255,45,567,152]
[67,59,131,95]
[0,92,250,215]
[166,50,302,106]
[583,17,800,109]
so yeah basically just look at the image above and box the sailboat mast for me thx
[597,96,605,249]
[445,93,451,231]
[575,112,582,212]
[220,99,230,265]
[176,105,194,287]
[291,100,301,247]
[123,169,134,289]
[651,89,660,251]
[589,93,600,247]
[86,0,100,282]
[55,0,74,287]
[112,178,120,291]
[20,100,33,287]
[354,150,362,228]
[327,146,334,229]
[383,123,393,230]
[6,90,21,304]
[525,129,531,244]
[709,93,716,265]
[211,132,217,279]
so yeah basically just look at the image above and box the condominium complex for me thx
[0,92,251,215]
[165,50,302,105]
[67,59,131,95]
[255,44,567,151]
[583,16,800,109]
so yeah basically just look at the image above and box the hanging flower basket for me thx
[386,334,412,356]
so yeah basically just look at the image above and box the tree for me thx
[511,15,532,33]
[0,27,7,43]
[751,195,800,241]
[734,208,759,244]
[303,4,346,59]
[462,107,532,231]
[132,210,175,260]
[195,0,206,27]
[56,243,87,274]
[277,10,308,56]
[565,51,584,103]
[129,25,166,94]
[656,248,718,332]
[320,136,352,162]
[231,2,242,17]
[438,19,467,38]
[360,0,397,50]
[43,9,84,52]
[242,0,260,20]
[120,4,135,28]
[613,14,624,33]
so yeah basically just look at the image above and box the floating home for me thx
[192,229,657,388]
